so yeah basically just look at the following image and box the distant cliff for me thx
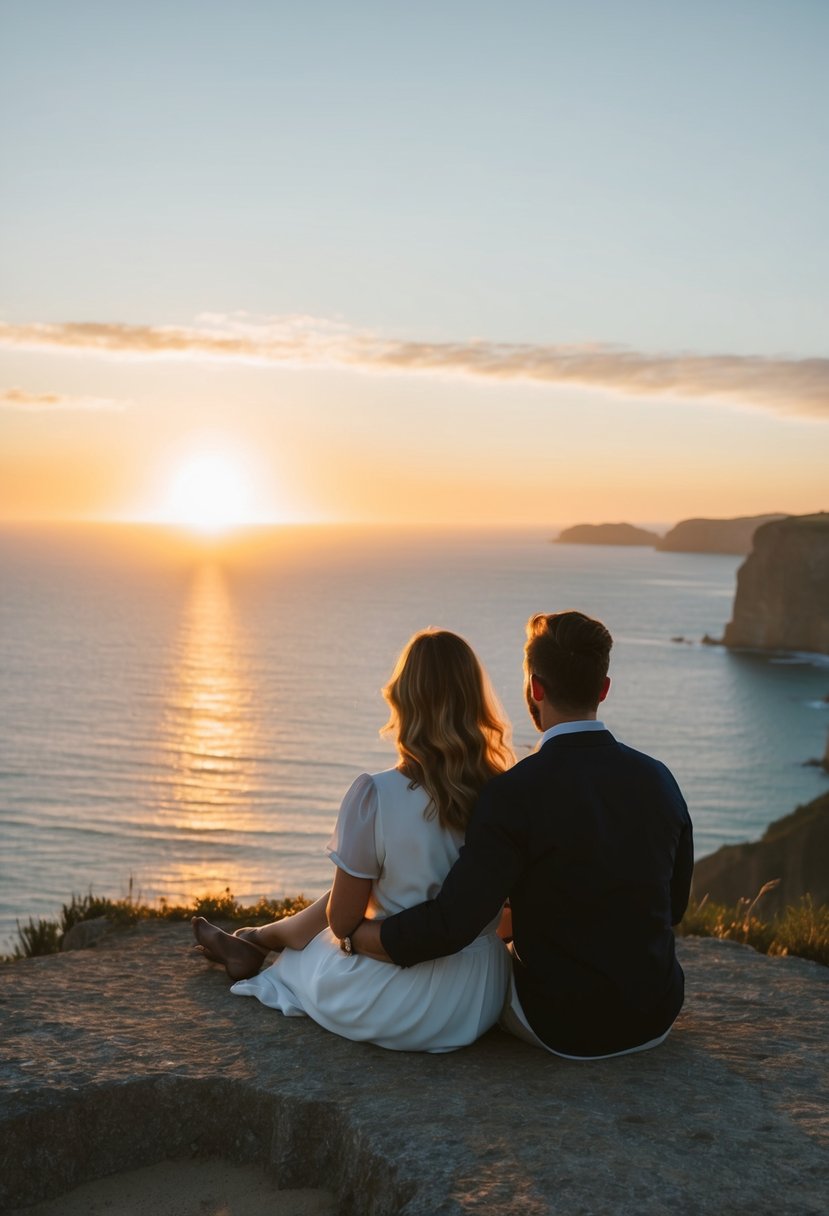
[723,513,829,653]
[555,522,662,546]
[657,513,787,555]
[554,514,792,552]
[692,790,829,916]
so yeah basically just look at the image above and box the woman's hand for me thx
[351,919,392,962]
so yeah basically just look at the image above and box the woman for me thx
[193,629,513,1053]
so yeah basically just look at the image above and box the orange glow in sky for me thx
[1,8,826,531]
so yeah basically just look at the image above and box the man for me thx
[352,609,694,1059]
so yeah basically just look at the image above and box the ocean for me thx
[1,523,827,951]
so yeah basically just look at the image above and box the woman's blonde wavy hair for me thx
[381,629,514,832]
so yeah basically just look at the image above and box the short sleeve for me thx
[325,773,381,879]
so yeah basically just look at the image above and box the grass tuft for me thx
[3,887,312,961]
[11,918,62,960]
[7,885,828,967]
[678,890,829,966]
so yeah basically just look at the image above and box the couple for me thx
[194,610,693,1058]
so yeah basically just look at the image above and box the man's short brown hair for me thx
[525,610,613,712]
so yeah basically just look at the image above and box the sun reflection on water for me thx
[162,562,259,833]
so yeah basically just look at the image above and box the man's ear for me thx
[530,674,546,703]
[598,676,611,704]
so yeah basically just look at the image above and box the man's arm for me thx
[670,812,694,926]
[360,776,526,967]
[350,917,388,960]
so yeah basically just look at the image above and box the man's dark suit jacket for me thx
[380,729,694,1057]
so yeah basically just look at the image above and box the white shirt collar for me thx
[537,720,607,750]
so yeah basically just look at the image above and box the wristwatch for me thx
[340,935,355,956]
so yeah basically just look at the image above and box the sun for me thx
[161,451,257,534]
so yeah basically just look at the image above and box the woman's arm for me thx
[327,867,373,940]
[325,773,378,939]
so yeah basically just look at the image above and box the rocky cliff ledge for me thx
[723,513,829,654]
[1,925,826,1215]
[693,790,829,916]
[657,514,787,555]
[555,523,662,546]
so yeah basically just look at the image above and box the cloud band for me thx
[0,386,125,412]
[0,317,826,419]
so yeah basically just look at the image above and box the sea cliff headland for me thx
[553,512,789,554]
[692,789,829,917]
[657,514,787,555]
[723,513,829,654]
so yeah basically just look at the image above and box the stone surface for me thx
[61,916,113,952]
[693,790,829,915]
[1,924,827,1216]
[723,513,829,654]
[554,523,662,547]
[657,514,787,555]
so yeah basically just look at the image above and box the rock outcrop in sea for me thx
[692,789,829,917]
[656,513,787,555]
[555,522,662,546]
[723,513,829,654]
[1,923,826,1214]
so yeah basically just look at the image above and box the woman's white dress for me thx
[231,768,510,1053]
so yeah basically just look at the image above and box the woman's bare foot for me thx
[192,942,223,964]
[232,926,272,955]
[191,917,265,981]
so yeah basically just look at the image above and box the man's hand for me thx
[351,918,393,962]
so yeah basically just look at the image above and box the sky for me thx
[1,0,827,529]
